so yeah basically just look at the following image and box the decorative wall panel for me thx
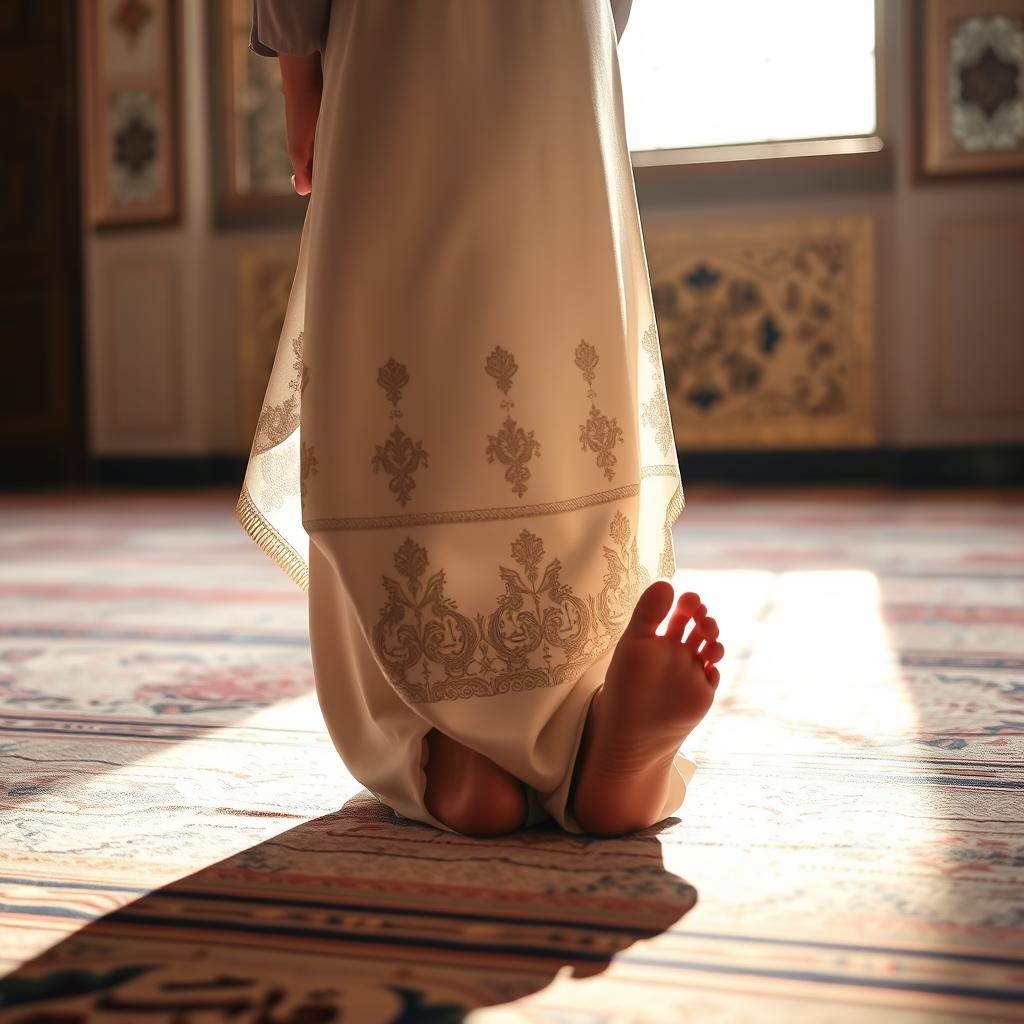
[920,0,1024,178]
[646,216,877,450]
[935,218,1024,416]
[105,257,184,436]
[237,244,299,447]
[81,0,180,227]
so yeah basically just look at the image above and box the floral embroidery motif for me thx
[574,340,599,393]
[372,358,429,506]
[372,427,430,506]
[371,511,650,703]
[377,357,409,407]
[580,407,624,481]
[484,346,541,498]
[486,417,542,497]
[299,440,318,502]
[252,332,304,457]
[641,394,674,457]
[485,346,518,395]
[574,338,623,481]
[640,322,675,459]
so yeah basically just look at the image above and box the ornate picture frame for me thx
[918,0,1024,178]
[646,216,877,450]
[80,0,181,228]
[210,0,306,226]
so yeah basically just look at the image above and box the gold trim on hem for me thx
[236,484,309,592]
[303,468,679,533]
[659,481,686,579]
[640,463,680,479]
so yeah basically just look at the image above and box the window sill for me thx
[631,135,889,183]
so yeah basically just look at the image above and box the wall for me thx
[82,0,1024,459]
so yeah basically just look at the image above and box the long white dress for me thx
[240,0,694,831]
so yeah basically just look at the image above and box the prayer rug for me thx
[1,489,1021,1021]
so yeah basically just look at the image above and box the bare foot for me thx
[572,581,724,836]
[423,729,527,837]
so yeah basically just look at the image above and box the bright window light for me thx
[617,0,877,153]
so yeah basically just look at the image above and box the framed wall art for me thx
[210,0,304,225]
[645,216,877,451]
[237,243,299,448]
[80,0,180,228]
[918,0,1024,178]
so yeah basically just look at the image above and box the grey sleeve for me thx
[250,0,331,57]
[610,0,633,41]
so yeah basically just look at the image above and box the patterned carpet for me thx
[0,488,1022,1022]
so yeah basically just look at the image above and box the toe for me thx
[623,580,676,638]
[683,609,708,653]
[665,594,701,641]
[705,664,720,686]
[684,611,717,655]
[702,640,725,664]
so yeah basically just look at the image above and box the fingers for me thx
[664,592,701,642]
[292,163,313,196]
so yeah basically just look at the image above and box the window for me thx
[617,0,878,161]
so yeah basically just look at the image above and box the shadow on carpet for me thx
[0,791,697,1022]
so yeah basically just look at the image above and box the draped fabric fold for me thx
[238,0,691,831]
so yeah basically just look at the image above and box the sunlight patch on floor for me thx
[674,568,917,752]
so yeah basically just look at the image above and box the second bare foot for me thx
[572,581,724,836]
[423,729,527,837]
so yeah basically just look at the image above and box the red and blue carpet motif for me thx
[1,489,1022,1021]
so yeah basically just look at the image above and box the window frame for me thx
[627,0,889,182]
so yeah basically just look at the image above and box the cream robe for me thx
[239,0,694,831]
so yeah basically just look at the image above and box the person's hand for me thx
[279,54,323,196]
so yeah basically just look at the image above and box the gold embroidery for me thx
[641,463,679,478]
[486,416,542,497]
[373,359,429,505]
[372,426,430,506]
[305,469,679,533]
[485,345,518,396]
[300,440,318,501]
[574,339,599,394]
[640,321,675,459]
[236,484,309,591]
[640,322,660,365]
[251,332,304,457]
[290,334,307,394]
[641,394,675,457]
[659,482,685,579]
[377,357,409,409]
[574,338,623,480]
[371,511,649,703]
[484,346,541,497]
[305,475,683,532]
[580,405,624,481]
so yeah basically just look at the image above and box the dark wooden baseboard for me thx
[678,445,1024,486]
[52,445,1024,491]
[87,456,249,488]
